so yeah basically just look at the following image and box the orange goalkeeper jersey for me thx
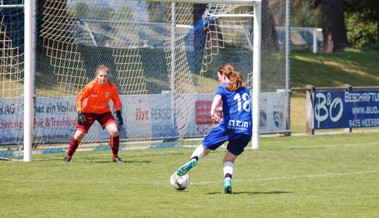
[76,80,121,114]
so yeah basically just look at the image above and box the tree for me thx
[320,0,348,52]
[262,0,280,50]
[304,0,349,52]
[291,0,321,27]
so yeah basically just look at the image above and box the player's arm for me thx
[76,85,92,112]
[111,87,123,126]
[75,85,91,124]
[210,94,222,122]
[111,90,122,112]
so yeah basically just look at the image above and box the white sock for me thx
[190,145,205,160]
[223,161,234,179]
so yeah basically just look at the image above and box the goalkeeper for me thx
[174,64,252,194]
[63,65,124,163]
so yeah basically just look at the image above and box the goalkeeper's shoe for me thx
[112,156,124,163]
[224,179,232,194]
[63,156,71,162]
[177,159,197,176]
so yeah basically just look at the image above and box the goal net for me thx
[0,0,288,159]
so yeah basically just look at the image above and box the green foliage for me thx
[292,0,379,47]
[1,133,378,217]
[345,13,378,48]
[291,1,321,27]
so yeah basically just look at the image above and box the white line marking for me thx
[192,170,379,185]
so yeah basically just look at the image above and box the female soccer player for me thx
[175,64,252,194]
[63,65,124,163]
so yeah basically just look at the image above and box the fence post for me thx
[312,28,318,53]
[344,84,353,133]
[306,85,314,135]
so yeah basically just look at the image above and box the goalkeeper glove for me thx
[116,110,123,127]
[77,111,86,125]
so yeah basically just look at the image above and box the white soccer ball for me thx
[170,172,190,190]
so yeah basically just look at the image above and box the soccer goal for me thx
[1,0,289,161]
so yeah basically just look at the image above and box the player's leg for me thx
[101,112,122,163]
[176,145,211,176]
[64,112,94,162]
[104,122,122,162]
[177,125,227,176]
[64,130,86,162]
[223,152,237,194]
[223,134,251,194]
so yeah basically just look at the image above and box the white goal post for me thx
[24,0,34,161]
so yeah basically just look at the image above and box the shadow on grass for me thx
[33,157,151,164]
[206,190,292,195]
[93,160,151,164]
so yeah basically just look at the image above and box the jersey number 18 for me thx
[234,93,250,112]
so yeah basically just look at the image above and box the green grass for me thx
[291,48,379,89]
[1,132,378,218]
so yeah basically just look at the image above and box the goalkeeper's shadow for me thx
[93,160,151,164]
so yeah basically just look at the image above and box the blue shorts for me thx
[202,125,252,156]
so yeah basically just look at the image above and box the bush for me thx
[345,13,378,48]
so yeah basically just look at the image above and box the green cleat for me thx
[177,159,197,176]
[224,179,232,194]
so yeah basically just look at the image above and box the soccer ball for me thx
[170,172,190,190]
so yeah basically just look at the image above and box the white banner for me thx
[0,92,286,144]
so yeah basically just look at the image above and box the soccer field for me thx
[1,132,378,218]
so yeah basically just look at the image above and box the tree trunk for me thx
[321,0,348,52]
[261,0,280,51]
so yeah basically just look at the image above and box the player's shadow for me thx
[207,190,292,195]
[33,157,151,164]
[43,157,151,164]
[92,160,151,164]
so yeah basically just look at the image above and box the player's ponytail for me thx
[218,64,244,92]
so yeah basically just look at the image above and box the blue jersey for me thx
[216,83,252,136]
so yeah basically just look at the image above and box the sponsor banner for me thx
[259,92,287,133]
[195,99,223,125]
[0,98,24,143]
[313,90,379,129]
[34,97,77,142]
[1,92,287,144]
[195,101,212,125]
[125,94,177,139]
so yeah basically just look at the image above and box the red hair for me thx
[217,64,244,91]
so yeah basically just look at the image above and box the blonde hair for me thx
[217,64,244,91]
[95,65,110,77]
[94,65,114,86]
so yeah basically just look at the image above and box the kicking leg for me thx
[177,145,210,176]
